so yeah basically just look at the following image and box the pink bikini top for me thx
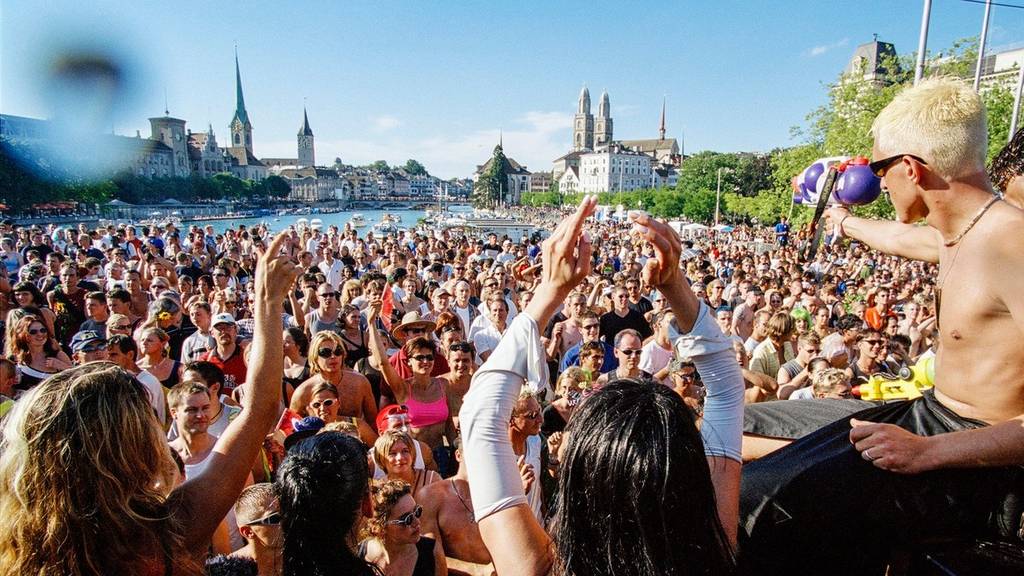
[404,386,448,428]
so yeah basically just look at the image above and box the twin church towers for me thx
[572,86,612,152]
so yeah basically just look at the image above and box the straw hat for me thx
[392,311,437,341]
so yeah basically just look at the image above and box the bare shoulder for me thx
[343,369,371,387]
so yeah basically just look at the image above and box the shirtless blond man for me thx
[740,78,1024,575]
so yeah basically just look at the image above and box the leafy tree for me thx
[403,159,428,176]
[366,160,390,173]
[212,173,247,199]
[473,145,508,208]
[263,175,292,199]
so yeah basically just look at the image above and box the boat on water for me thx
[373,221,402,234]
[296,217,309,229]
[310,218,324,230]
[349,214,368,228]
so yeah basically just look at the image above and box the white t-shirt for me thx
[136,369,167,424]
[639,340,674,385]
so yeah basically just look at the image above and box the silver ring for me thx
[862,449,875,462]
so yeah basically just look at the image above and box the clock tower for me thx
[297,107,315,168]
[230,50,254,154]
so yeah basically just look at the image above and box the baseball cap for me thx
[70,330,105,353]
[376,404,410,434]
[211,312,236,327]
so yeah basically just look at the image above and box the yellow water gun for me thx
[852,356,934,401]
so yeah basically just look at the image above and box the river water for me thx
[183,204,543,241]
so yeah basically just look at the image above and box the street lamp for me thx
[715,167,733,226]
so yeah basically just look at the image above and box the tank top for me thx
[203,346,247,395]
[340,330,370,368]
[15,363,58,392]
[307,310,342,337]
[158,360,182,389]
[405,383,449,428]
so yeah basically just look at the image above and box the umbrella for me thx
[682,223,709,232]
[713,224,735,233]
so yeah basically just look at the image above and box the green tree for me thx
[403,159,428,176]
[263,175,292,199]
[473,145,508,208]
[366,160,390,173]
[212,173,247,199]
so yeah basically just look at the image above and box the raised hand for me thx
[630,211,683,290]
[255,232,300,303]
[537,195,597,295]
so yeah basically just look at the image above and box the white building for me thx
[578,146,653,193]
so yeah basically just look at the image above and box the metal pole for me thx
[715,167,722,226]
[973,0,993,91]
[1011,59,1024,138]
[914,0,932,85]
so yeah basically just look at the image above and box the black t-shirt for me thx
[599,308,653,344]
[628,297,654,316]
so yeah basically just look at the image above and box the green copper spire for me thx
[232,49,250,127]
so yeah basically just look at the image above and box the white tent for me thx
[682,223,709,232]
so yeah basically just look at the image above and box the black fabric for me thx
[413,536,436,576]
[739,389,1024,576]
[743,397,875,439]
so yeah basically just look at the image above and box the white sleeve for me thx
[669,301,745,462]
[459,312,549,520]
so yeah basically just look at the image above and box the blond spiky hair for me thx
[871,77,987,180]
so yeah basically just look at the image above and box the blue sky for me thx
[3,0,1022,179]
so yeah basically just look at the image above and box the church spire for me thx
[578,85,591,114]
[300,106,313,136]
[232,48,250,127]
[659,96,666,140]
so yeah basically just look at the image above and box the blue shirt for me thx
[560,341,618,374]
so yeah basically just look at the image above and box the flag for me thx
[381,281,394,331]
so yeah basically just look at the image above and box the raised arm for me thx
[827,207,940,264]
[173,231,298,554]
[629,210,744,546]
[461,195,597,576]
[365,298,408,402]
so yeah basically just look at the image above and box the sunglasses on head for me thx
[310,398,336,409]
[388,505,423,526]
[245,512,282,527]
[449,342,474,353]
[317,347,346,358]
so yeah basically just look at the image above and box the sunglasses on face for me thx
[618,349,642,357]
[388,505,423,526]
[317,347,346,358]
[581,323,600,331]
[406,328,427,335]
[29,327,48,335]
[410,354,435,362]
[484,283,497,289]
[517,410,540,420]
[310,398,336,410]
[82,344,107,353]
[111,324,132,330]
[869,154,927,178]
[863,339,885,347]
[245,512,282,527]
[318,292,338,300]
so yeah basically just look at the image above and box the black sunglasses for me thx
[246,512,281,527]
[317,347,346,358]
[388,505,423,526]
[869,154,927,178]
[449,342,474,353]
[410,353,435,362]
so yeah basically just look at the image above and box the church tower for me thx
[297,107,315,167]
[229,49,254,154]
[594,90,613,147]
[573,85,594,151]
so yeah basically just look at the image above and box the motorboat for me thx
[349,214,368,228]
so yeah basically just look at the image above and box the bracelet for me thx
[835,213,850,237]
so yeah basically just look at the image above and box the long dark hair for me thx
[553,379,735,576]
[275,432,379,576]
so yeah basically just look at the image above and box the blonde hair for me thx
[0,362,186,575]
[871,77,987,180]
[373,429,415,475]
[812,367,850,397]
[308,331,346,375]
[234,482,277,527]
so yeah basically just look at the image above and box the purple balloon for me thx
[835,164,881,206]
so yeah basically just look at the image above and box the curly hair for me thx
[990,126,1024,193]
[0,362,187,575]
[365,479,412,539]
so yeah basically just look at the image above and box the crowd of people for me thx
[0,77,1022,576]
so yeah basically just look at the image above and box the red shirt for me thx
[203,345,247,395]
